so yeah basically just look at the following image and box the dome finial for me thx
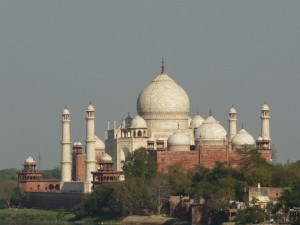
[89,101,92,105]
[161,58,165,73]
[197,110,199,115]
[241,123,244,129]
[209,109,212,116]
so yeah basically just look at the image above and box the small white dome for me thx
[95,136,105,150]
[73,141,82,147]
[232,129,255,147]
[195,116,227,141]
[257,136,263,141]
[148,137,155,142]
[157,137,164,142]
[87,104,95,112]
[63,108,70,115]
[262,104,269,111]
[131,115,147,128]
[25,156,36,164]
[167,131,190,146]
[189,114,205,129]
[100,153,112,162]
[229,107,237,114]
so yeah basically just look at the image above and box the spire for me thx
[161,58,165,73]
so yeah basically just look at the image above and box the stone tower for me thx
[61,107,72,182]
[228,106,237,145]
[261,103,271,141]
[85,103,96,188]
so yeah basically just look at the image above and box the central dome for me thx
[137,71,190,119]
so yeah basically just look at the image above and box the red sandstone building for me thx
[17,156,60,193]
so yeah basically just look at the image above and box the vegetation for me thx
[4,147,300,224]
[0,208,74,222]
[74,146,300,224]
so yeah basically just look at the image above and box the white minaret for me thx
[85,103,96,185]
[261,103,270,140]
[61,107,72,182]
[228,106,237,143]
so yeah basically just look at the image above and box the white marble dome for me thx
[262,104,269,111]
[189,114,205,129]
[148,137,155,142]
[137,72,190,119]
[232,129,255,147]
[229,107,236,114]
[25,156,35,164]
[63,108,70,115]
[95,135,105,150]
[100,153,112,162]
[87,104,95,111]
[167,131,190,146]
[257,136,263,141]
[131,115,147,128]
[195,116,227,141]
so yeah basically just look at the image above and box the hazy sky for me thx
[0,1,299,169]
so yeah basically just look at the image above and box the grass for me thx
[0,208,74,222]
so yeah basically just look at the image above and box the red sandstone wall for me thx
[199,149,227,169]
[156,151,199,173]
[150,148,271,173]
[25,192,83,209]
[76,154,86,181]
[19,179,60,193]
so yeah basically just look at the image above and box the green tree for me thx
[151,175,170,214]
[166,164,191,196]
[0,180,18,208]
[122,147,157,182]
[282,180,300,208]
[235,207,268,224]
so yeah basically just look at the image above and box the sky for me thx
[0,1,299,170]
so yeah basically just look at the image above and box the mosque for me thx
[17,60,271,194]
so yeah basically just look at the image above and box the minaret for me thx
[228,106,237,142]
[85,103,96,185]
[261,103,270,140]
[61,107,72,182]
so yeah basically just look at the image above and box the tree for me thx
[122,147,157,182]
[0,180,18,208]
[151,175,170,214]
[235,207,268,224]
[166,164,191,196]
[282,180,300,208]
